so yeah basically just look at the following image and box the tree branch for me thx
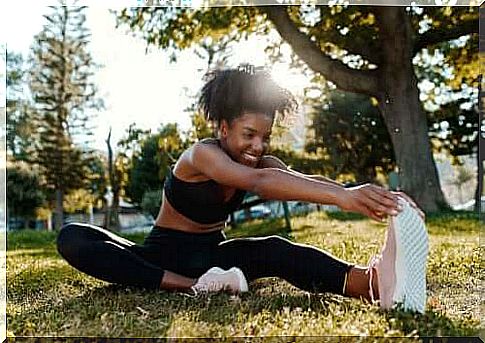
[260,6,379,96]
[414,18,478,54]
[308,25,381,65]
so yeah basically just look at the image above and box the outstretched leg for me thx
[57,223,167,289]
[214,235,377,299]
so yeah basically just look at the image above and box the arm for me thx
[188,143,400,222]
[260,155,425,220]
[259,155,343,187]
[189,143,342,204]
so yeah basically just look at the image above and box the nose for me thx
[252,138,264,155]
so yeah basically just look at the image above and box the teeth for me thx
[243,153,258,161]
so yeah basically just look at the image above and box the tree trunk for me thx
[475,155,483,214]
[375,7,448,212]
[106,128,120,231]
[55,188,63,231]
[474,73,483,214]
[111,192,121,230]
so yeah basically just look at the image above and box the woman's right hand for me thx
[337,184,401,222]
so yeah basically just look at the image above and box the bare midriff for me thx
[154,193,227,233]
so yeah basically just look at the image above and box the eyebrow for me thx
[243,127,258,133]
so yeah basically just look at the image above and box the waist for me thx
[153,223,226,234]
[148,225,226,243]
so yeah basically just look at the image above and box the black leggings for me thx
[57,223,352,295]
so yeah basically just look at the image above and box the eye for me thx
[243,133,254,139]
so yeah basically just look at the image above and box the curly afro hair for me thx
[198,66,298,127]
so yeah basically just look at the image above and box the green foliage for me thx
[187,112,214,143]
[116,7,266,62]
[270,147,331,176]
[306,91,395,182]
[6,52,37,161]
[84,152,108,206]
[127,123,185,204]
[7,162,46,219]
[141,189,163,218]
[427,96,478,161]
[63,188,96,214]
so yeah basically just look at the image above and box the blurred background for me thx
[1,2,480,232]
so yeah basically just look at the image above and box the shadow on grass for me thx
[386,307,480,337]
[8,284,174,336]
[325,212,366,221]
[8,263,82,297]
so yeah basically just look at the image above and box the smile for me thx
[242,152,259,162]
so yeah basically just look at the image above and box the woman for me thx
[57,67,423,305]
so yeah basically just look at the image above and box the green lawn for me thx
[6,211,483,338]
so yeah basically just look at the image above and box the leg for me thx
[214,235,353,295]
[57,223,184,289]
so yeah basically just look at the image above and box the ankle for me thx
[344,266,378,302]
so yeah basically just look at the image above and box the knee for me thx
[262,235,292,250]
[56,223,84,259]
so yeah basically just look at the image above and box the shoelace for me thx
[196,280,225,293]
[366,254,381,304]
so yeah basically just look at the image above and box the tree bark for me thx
[375,7,448,212]
[105,128,120,230]
[475,76,483,214]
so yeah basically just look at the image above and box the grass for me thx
[6,211,483,338]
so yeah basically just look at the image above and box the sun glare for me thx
[270,63,310,97]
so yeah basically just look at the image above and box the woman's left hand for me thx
[392,191,426,220]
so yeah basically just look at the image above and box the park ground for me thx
[6,211,483,338]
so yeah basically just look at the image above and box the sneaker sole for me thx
[391,198,428,313]
[229,267,249,293]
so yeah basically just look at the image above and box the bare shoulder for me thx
[199,137,219,146]
[188,138,227,167]
[187,140,261,190]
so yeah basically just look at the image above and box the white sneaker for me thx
[368,197,428,313]
[192,267,249,294]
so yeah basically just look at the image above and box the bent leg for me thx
[57,223,165,289]
[214,235,352,295]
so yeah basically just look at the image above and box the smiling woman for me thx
[56,65,426,313]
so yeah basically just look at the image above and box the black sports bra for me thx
[163,141,246,224]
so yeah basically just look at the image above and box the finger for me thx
[357,194,399,217]
[392,192,426,220]
[356,203,381,222]
[367,207,388,223]
[392,191,417,207]
[371,185,399,202]
[362,187,399,211]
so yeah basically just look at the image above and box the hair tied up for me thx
[237,63,255,75]
[237,63,268,75]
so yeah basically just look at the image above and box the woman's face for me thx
[219,112,273,168]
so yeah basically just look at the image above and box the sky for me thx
[0,5,310,152]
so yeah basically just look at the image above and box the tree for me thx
[116,6,478,212]
[450,165,474,204]
[105,128,121,230]
[6,52,37,161]
[6,162,46,224]
[127,123,185,204]
[29,4,103,229]
[306,90,395,183]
